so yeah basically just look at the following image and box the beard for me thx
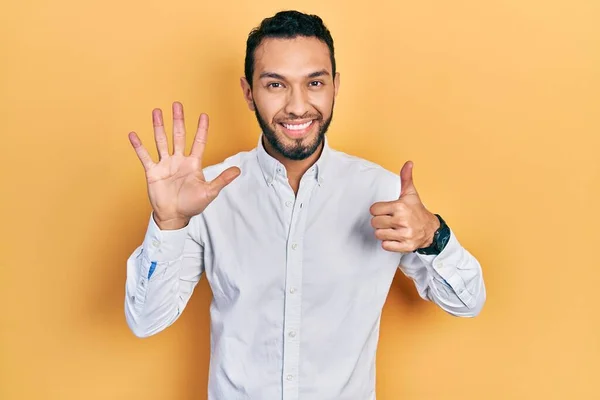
[253,101,334,161]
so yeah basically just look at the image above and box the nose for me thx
[284,86,310,118]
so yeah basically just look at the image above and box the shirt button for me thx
[285,201,292,207]
[152,240,160,247]
[286,374,294,381]
[290,287,297,294]
[140,280,145,287]
[289,331,296,338]
[291,243,298,250]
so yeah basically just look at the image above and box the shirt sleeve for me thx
[398,228,486,317]
[124,212,205,337]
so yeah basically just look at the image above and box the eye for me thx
[267,82,284,89]
[309,81,324,87]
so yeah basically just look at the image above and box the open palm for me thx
[128,102,240,229]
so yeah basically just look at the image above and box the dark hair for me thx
[244,10,336,88]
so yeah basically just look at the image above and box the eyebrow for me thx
[258,69,331,80]
[308,70,331,78]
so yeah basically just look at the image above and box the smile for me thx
[282,120,314,130]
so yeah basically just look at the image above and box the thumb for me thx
[208,166,241,199]
[399,161,417,197]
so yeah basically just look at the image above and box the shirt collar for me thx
[256,133,330,186]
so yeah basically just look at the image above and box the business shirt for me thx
[124,133,486,400]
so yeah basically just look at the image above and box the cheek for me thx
[255,92,286,122]
[308,91,334,116]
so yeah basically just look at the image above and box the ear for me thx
[240,77,255,111]
[333,72,341,98]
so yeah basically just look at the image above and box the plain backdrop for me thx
[1,0,598,399]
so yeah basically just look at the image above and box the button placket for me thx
[281,178,319,400]
[282,233,302,397]
[281,190,315,400]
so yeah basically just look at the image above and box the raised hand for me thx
[369,161,440,252]
[128,102,240,230]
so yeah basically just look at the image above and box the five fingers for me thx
[130,101,211,170]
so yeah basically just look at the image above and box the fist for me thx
[369,161,440,253]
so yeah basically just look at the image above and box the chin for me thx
[270,124,323,161]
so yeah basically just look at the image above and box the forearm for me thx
[124,213,204,337]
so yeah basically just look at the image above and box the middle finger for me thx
[172,101,186,155]
[152,108,169,160]
[371,215,394,229]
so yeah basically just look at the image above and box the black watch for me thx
[415,214,450,255]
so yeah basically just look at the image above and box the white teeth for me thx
[283,120,313,130]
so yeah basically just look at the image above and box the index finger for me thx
[189,113,209,160]
[369,201,396,216]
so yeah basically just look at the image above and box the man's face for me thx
[241,36,340,160]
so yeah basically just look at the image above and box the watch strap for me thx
[415,214,450,255]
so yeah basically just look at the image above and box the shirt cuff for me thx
[142,212,190,263]
[414,229,477,309]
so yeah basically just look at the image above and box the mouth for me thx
[278,120,316,138]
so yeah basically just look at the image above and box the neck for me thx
[262,136,324,184]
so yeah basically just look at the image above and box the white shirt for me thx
[125,134,486,400]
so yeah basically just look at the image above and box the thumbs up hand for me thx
[369,161,441,253]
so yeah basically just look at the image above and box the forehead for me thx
[254,36,332,78]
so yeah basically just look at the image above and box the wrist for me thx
[153,213,190,230]
[415,213,449,255]
[422,212,440,247]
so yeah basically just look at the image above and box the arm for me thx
[125,103,239,337]
[398,229,486,317]
[370,162,486,317]
[124,212,204,338]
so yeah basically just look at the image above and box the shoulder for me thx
[328,148,400,201]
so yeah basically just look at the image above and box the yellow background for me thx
[1,0,598,399]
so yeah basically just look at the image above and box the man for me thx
[125,10,486,400]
